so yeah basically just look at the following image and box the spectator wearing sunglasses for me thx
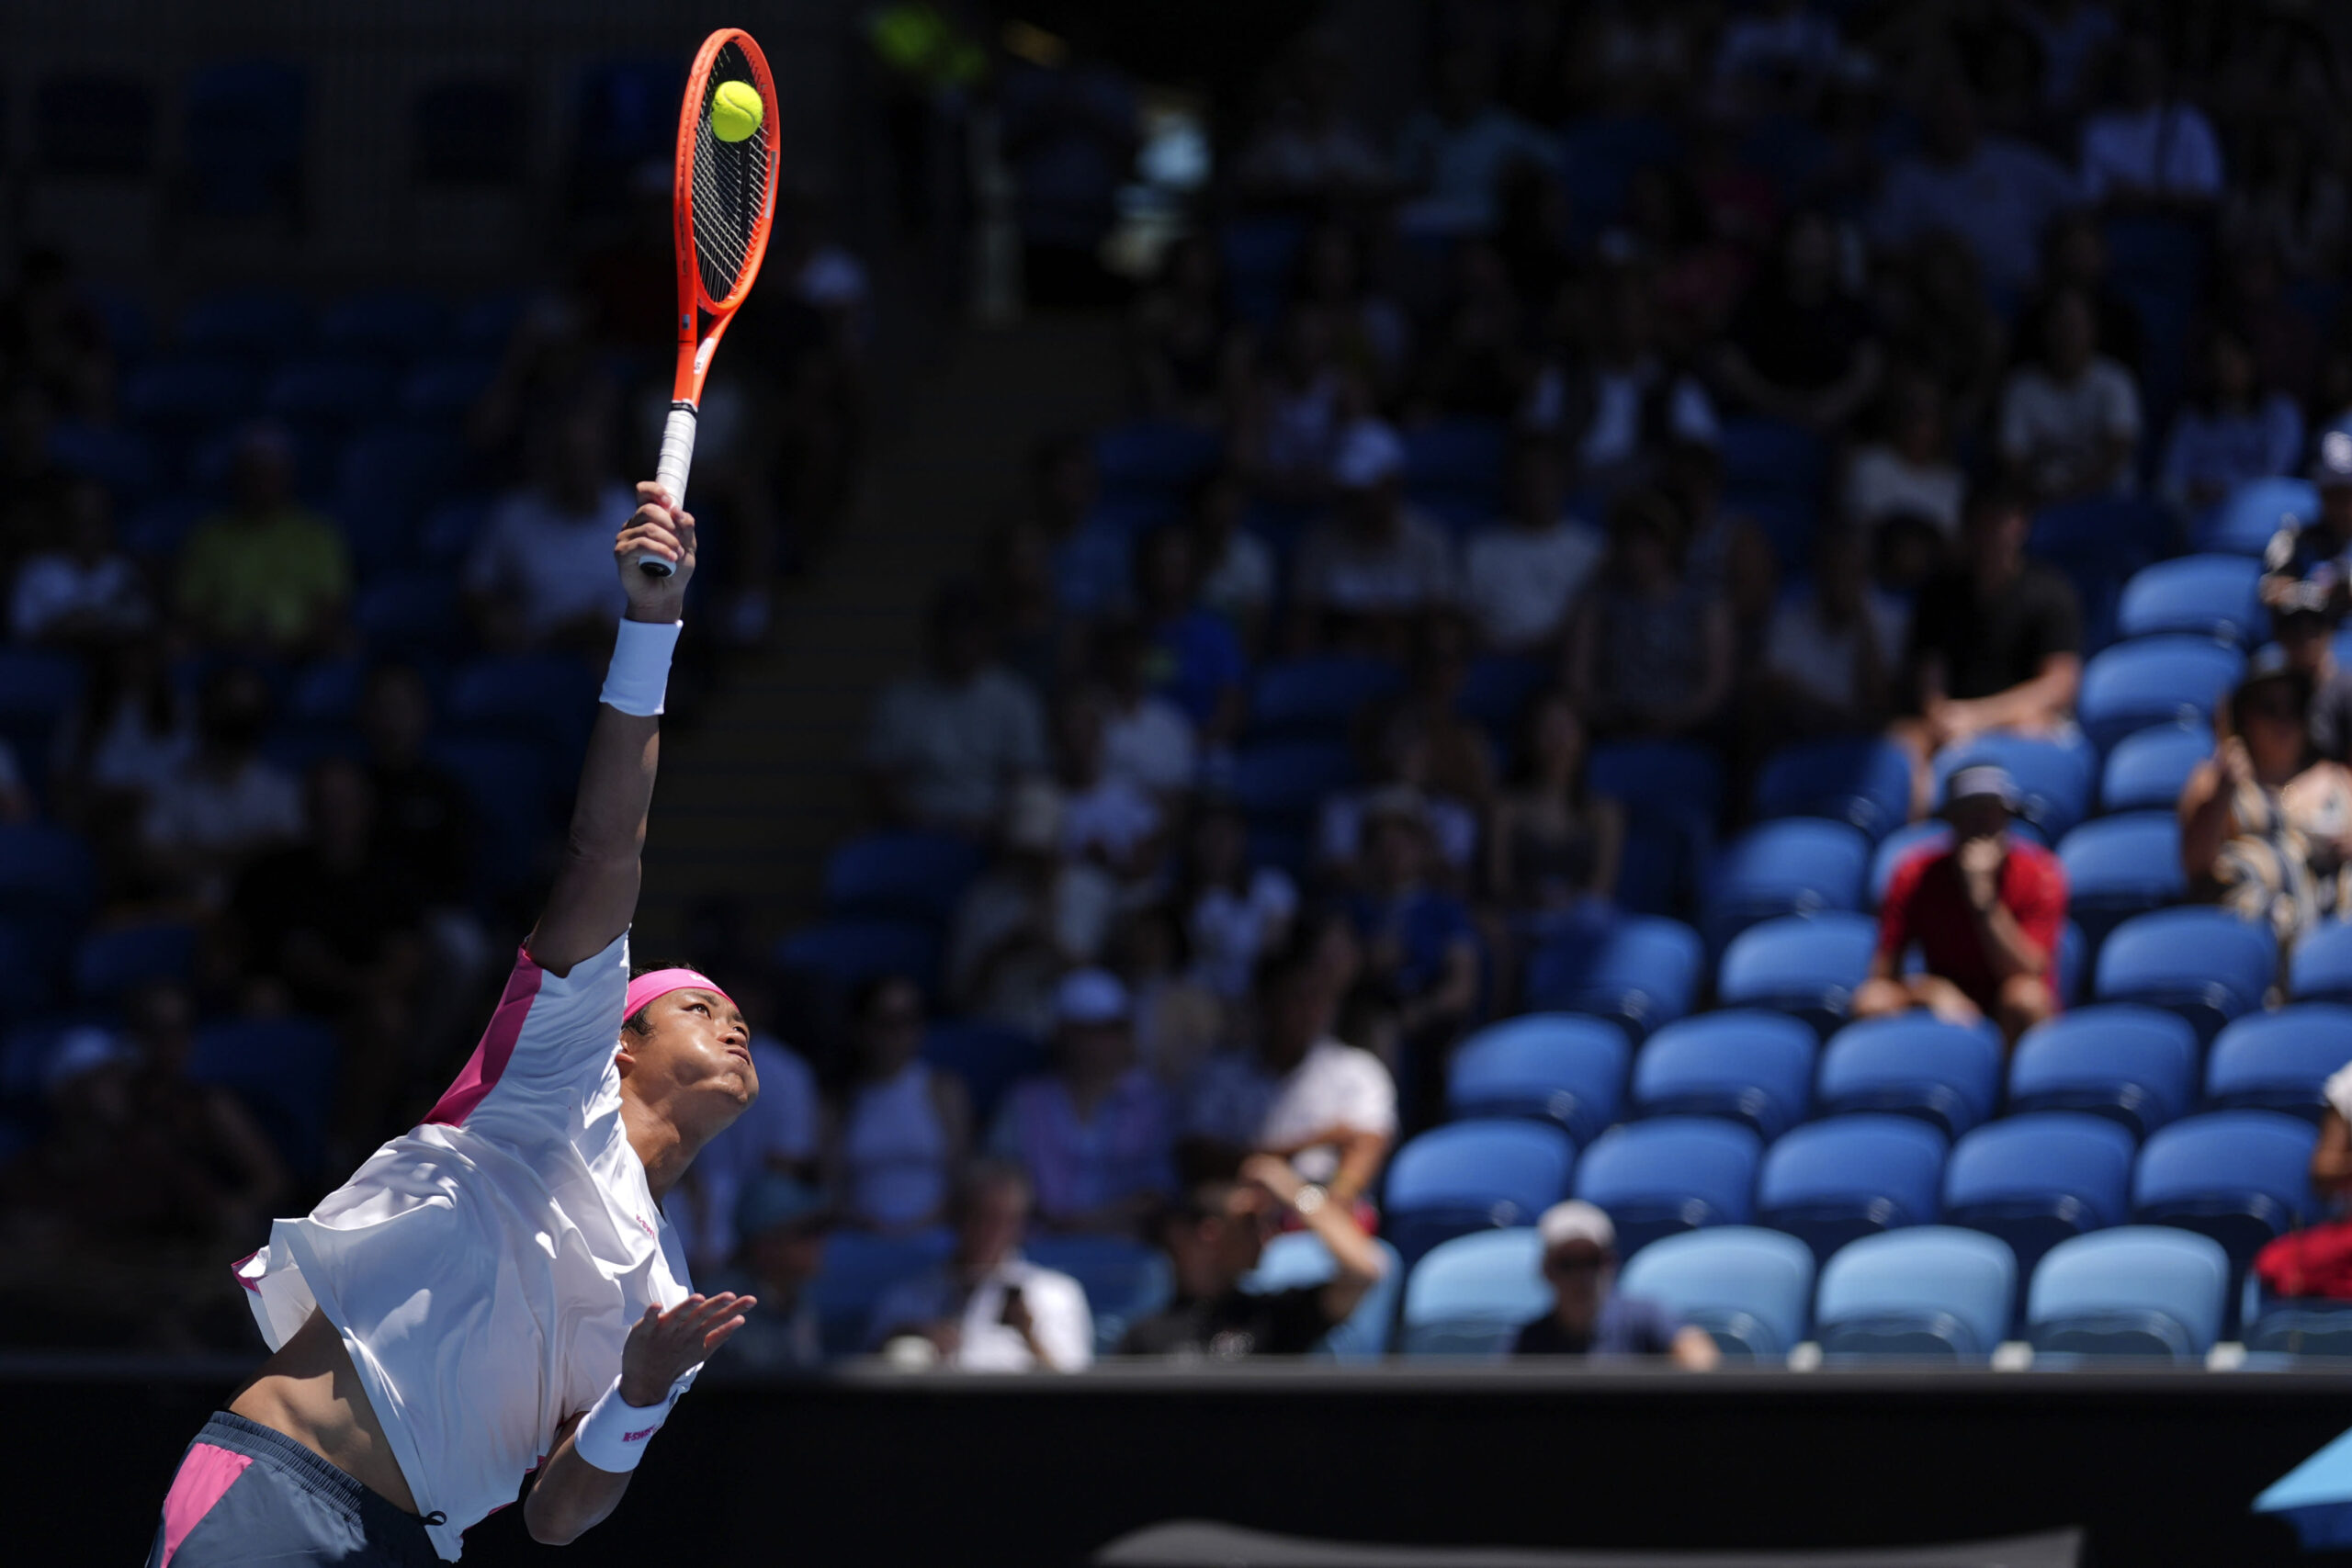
[1513,1201,1717,1367]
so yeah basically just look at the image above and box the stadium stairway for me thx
[634,311,1125,949]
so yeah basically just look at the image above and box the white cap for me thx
[1331,419,1406,489]
[1055,966,1130,1026]
[1537,1199,1616,1254]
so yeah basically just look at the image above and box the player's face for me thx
[627,988,758,1122]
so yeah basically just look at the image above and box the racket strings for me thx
[690,44,770,305]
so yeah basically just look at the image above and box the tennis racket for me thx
[635,28,782,577]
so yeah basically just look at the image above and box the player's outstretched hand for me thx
[617,1291,755,1406]
[615,482,696,622]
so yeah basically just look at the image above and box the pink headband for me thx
[626,968,735,1021]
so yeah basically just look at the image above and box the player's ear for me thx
[614,1034,639,1077]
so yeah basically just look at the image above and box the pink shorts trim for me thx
[158,1442,252,1568]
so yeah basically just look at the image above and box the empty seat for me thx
[1701,818,1871,956]
[1757,1113,1948,1266]
[2291,920,2352,1003]
[1403,418,1510,501]
[2198,475,2313,556]
[1245,656,1405,740]
[188,1017,338,1174]
[776,919,943,998]
[1814,1227,2017,1360]
[336,427,466,572]
[177,288,309,360]
[2117,555,2265,646]
[353,573,459,653]
[1589,740,1722,910]
[2204,1005,2352,1121]
[1398,1228,1548,1356]
[1382,1120,1577,1270]
[120,356,257,434]
[1716,913,1879,1037]
[1629,1010,1815,1139]
[1519,915,1702,1043]
[399,355,499,421]
[2056,813,2187,950]
[1815,1015,2003,1138]
[1445,1014,1629,1145]
[920,1022,1044,1129]
[1230,739,1356,830]
[2244,1300,2352,1359]
[1093,420,1223,495]
[1024,1235,1172,1354]
[2098,723,2212,815]
[809,1228,953,1355]
[2132,1110,2318,1326]
[72,921,196,1003]
[2007,1005,2198,1138]
[2094,908,2277,1042]
[442,653,596,764]
[262,356,396,437]
[1571,1118,1762,1255]
[1930,733,2097,842]
[823,832,988,928]
[428,736,552,897]
[1614,1226,1815,1359]
[47,421,158,499]
[2076,637,2246,752]
[1942,1112,2137,1317]
[2026,1226,2230,1360]
[1752,737,1914,841]
[1239,1232,1406,1360]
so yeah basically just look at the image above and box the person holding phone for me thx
[865,1162,1093,1371]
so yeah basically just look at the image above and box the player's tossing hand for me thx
[615,482,696,623]
[616,1291,754,1407]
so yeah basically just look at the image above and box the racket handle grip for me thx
[636,403,699,579]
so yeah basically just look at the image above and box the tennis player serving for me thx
[146,486,757,1565]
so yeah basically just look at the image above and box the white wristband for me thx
[571,1374,682,1473]
[600,618,682,716]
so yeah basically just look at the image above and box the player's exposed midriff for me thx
[227,1306,424,1517]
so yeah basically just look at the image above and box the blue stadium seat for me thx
[1870,822,1949,908]
[183,60,307,220]
[1815,1015,2003,1138]
[1445,1014,1629,1145]
[810,1228,953,1355]
[319,290,449,357]
[1230,739,1357,831]
[262,356,396,438]
[1701,818,1871,957]
[1093,420,1222,495]
[399,355,499,422]
[428,736,550,897]
[2244,1300,2352,1359]
[1718,417,1827,503]
[2029,498,2171,654]
[336,427,466,573]
[775,919,944,998]
[1756,1113,1948,1267]
[1589,739,1722,912]
[1520,915,1702,1042]
[1456,654,1551,733]
[120,494,211,560]
[2198,476,2315,557]
[2204,1006,2352,1122]
[0,647,86,783]
[823,831,988,928]
[455,292,527,351]
[1239,1232,1405,1359]
[1752,737,1913,842]
[2118,555,2265,646]
[2291,921,2352,1003]
[1942,1112,2137,1324]
[1629,1010,1815,1140]
[2007,1005,2198,1139]
[2093,908,2276,1043]
[2076,636,2246,753]
[572,57,684,173]
[1715,913,1879,1037]
[1614,1226,1814,1359]
[2133,1111,2318,1326]
[1557,116,1681,241]
[2099,723,2212,815]
[285,657,367,731]
[1571,1118,1762,1255]
[0,823,97,936]
[1397,1228,1548,1357]
[1024,1235,1173,1354]
[418,494,492,566]
[47,421,158,499]
[1245,656,1405,740]
[1382,1119,1577,1270]
[178,288,310,360]
[187,1017,338,1174]
[2057,813,2187,950]
[1403,419,1509,503]
[442,653,597,765]
[120,356,257,434]
[1814,1227,2017,1360]
[353,572,460,654]
[921,1022,1044,1130]
[72,921,197,1003]
[1930,732,2097,842]
[35,73,158,176]
[2027,1226,2229,1361]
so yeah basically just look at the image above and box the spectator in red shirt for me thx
[1855,764,2068,1045]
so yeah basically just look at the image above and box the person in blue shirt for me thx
[1513,1201,1720,1367]
[1341,787,1481,1118]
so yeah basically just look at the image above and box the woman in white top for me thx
[829,975,968,1232]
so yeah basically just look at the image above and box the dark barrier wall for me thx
[24,1358,2352,1567]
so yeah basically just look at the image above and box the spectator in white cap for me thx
[2262,420,2352,619]
[947,779,1119,1035]
[988,967,1177,1234]
[1289,417,1458,659]
[1514,1201,1718,1366]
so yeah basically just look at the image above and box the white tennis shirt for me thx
[236,931,695,1561]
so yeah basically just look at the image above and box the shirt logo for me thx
[624,1424,659,1443]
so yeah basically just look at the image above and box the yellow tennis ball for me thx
[710,80,763,143]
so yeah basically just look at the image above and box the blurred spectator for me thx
[830,974,969,1233]
[461,391,633,652]
[1713,211,1883,434]
[704,1175,831,1373]
[1234,33,1390,207]
[0,745,34,827]
[1186,940,1396,1211]
[1880,232,2009,439]
[1900,487,2083,757]
[867,1161,1093,1371]
[1464,439,1604,653]
[1135,523,1246,746]
[0,247,111,418]
[947,781,1117,1035]
[1235,312,1352,504]
[1111,901,1225,1091]
[1563,490,1733,741]
[2273,587,2352,766]
[1192,469,1276,652]
[2017,211,2146,382]
[1487,690,1623,914]
[1342,788,1482,1065]
[1712,0,1840,100]
[1055,687,1164,889]
[138,666,302,906]
[998,30,1139,309]
[357,665,473,910]
[1526,265,1719,499]
[10,478,148,648]
[1294,222,1412,401]
[1092,620,1198,797]
[1843,375,1965,543]
[2261,423,2352,618]
[2179,650,2352,952]
[1394,611,1497,817]
[662,980,822,1275]
[865,581,1048,835]
[987,969,1175,1233]
[1127,234,1236,424]
[1750,527,1898,745]
[1870,71,2077,298]
[1026,433,1125,620]
[175,423,349,655]
[52,638,192,829]
[1117,1152,1386,1358]
[2018,0,2120,118]
[1290,420,1458,656]
[1318,708,1481,886]
[1613,162,1751,350]
[984,516,1070,699]
[2079,33,2222,211]
[1395,45,1557,239]
[1409,241,1531,423]
[1514,1201,1718,1366]
[1997,288,2143,503]
[2223,119,2347,283]
[2208,243,2318,412]
[2160,324,2304,516]
[1183,799,1298,1005]
[1857,764,2065,1044]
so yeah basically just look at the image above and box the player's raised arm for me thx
[526,482,694,976]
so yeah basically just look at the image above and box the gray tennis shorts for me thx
[147,1410,439,1567]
